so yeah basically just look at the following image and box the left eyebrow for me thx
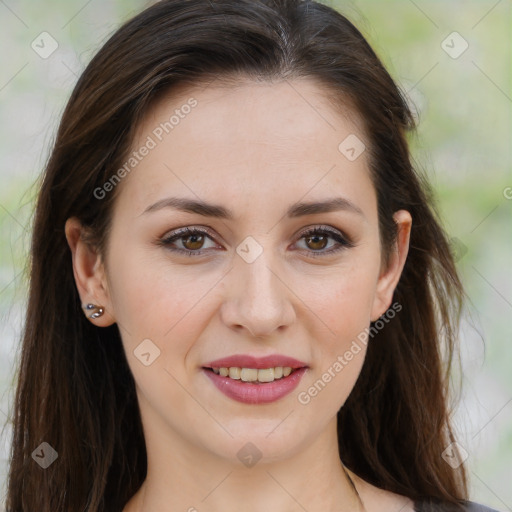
[286,197,365,219]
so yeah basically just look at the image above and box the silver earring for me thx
[83,303,105,319]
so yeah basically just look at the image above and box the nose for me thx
[219,248,296,339]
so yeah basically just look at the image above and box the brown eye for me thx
[160,227,219,256]
[294,226,354,258]
[181,233,205,250]
[304,233,329,251]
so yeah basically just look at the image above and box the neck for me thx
[128,413,364,512]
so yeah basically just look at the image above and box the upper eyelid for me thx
[162,226,221,245]
[295,224,348,238]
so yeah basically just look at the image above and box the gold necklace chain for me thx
[135,465,366,512]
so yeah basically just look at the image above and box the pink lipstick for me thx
[202,354,309,404]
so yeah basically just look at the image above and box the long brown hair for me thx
[5,1,468,510]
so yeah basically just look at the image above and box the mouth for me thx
[203,365,299,383]
[201,354,309,404]
[201,355,309,404]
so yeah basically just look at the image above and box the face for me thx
[68,77,411,466]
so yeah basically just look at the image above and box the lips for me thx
[201,354,309,404]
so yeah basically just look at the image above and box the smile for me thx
[202,366,308,404]
[209,366,294,383]
[201,354,309,404]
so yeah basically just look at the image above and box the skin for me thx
[65,77,413,512]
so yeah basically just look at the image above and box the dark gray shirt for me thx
[414,500,502,512]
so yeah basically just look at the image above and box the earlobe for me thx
[370,210,412,322]
[82,303,105,319]
[65,217,115,326]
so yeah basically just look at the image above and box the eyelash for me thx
[158,225,354,258]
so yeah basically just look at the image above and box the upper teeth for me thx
[212,366,293,382]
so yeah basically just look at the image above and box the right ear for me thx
[64,217,116,327]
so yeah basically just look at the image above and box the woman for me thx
[4,1,500,511]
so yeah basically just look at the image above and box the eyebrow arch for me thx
[141,196,365,219]
[288,197,365,218]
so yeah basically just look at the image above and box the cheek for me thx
[294,268,374,415]
[107,247,223,363]
[106,250,216,416]
[296,343,367,417]
[293,252,378,411]
[303,254,380,342]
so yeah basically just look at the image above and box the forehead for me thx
[137,76,363,147]
[113,77,374,220]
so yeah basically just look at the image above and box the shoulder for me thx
[461,503,502,512]
[345,469,416,512]
[414,499,502,512]
[345,469,500,512]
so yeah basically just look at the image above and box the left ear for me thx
[370,210,412,321]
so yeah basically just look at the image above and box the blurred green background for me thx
[0,0,510,509]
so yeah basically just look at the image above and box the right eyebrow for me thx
[141,197,233,219]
